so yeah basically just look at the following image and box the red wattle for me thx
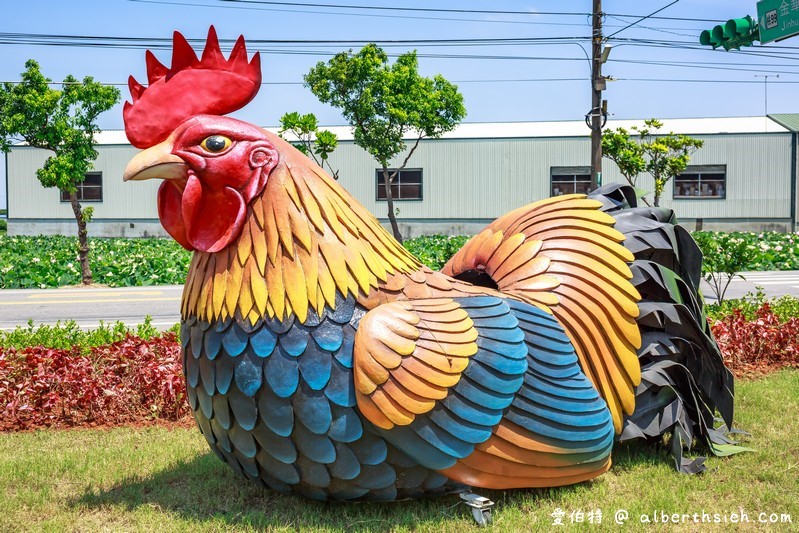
[157,181,193,251]
[182,174,246,253]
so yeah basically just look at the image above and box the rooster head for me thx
[123,115,279,252]
[122,26,269,252]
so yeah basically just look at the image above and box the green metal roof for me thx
[768,114,799,132]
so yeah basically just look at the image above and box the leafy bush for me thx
[0,332,187,430]
[701,290,799,375]
[711,304,799,376]
[1,297,796,431]
[1,230,797,291]
[765,295,799,321]
[0,316,177,353]
[6,233,472,288]
[403,234,470,270]
[0,235,191,289]
[693,230,799,271]
[706,289,799,323]
[693,232,758,303]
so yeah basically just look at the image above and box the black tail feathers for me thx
[589,184,739,473]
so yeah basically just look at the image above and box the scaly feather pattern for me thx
[353,298,480,429]
[352,296,615,487]
[182,291,459,501]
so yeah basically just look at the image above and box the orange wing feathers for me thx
[443,194,642,433]
[354,299,479,430]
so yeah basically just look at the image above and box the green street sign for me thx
[758,0,799,44]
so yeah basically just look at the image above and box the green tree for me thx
[0,60,119,285]
[602,119,704,207]
[601,127,647,203]
[305,44,466,243]
[693,232,757,304]
[278,111,339,179]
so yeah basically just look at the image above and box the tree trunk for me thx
[68,191,93,285]
[651,153,662,207]
[382,167,403,243]
[653,177,662,207]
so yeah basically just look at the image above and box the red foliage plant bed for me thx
[1,304,797,432]
[0,333,188,431]
[711,303,799,377]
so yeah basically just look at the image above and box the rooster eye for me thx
[201,135,232,153]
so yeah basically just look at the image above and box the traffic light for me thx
[699,15,759,50]
[699,26,725,49]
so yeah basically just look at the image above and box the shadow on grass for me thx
[612,439,679,471]
[74,451,469,530]
[72,441,676,530]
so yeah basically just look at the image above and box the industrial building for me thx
[6,114,799,238]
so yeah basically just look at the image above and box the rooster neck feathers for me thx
[181,133,421,325]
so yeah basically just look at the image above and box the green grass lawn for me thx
[1,370,797,532]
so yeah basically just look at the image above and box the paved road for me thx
[0,285,183,331]
[700,270,799,302]
[0,271,798,331]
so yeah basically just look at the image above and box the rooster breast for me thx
[182,290,458,501]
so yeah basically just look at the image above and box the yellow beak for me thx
[123,140,187,182]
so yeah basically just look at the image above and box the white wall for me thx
[1,153,7,211]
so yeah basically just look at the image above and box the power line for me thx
[611,38,799,61]
[621,42,799,66]
[604,11,721,24]
[145,0,734,23]
[10,76,799,87]
[604,14,697,38]
[215,0,591,17]
[0,32,588,46]
[611,58,799,70]
[618,77,799,84]
[127,0,730,26]
[5,30,799,73]
[10,30,797,60]
[5,31,799,70]
[607,0,680,38]
[612,58,789,75]
[12,31,795,55]
[128,0,589,26]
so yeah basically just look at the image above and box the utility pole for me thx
[590,0,605,190]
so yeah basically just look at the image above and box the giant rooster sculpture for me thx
[123,28,735,507]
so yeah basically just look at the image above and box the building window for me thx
[551,166,591,196]
[674,165,726,199]
[376,168,423,201]
[60,172,103,202]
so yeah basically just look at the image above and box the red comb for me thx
[123,26,261,148]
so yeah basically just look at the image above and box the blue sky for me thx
[1,0,796,209]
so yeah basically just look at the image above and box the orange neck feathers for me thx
[181,133,421,325]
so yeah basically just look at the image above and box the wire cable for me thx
[607,1,680,38]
